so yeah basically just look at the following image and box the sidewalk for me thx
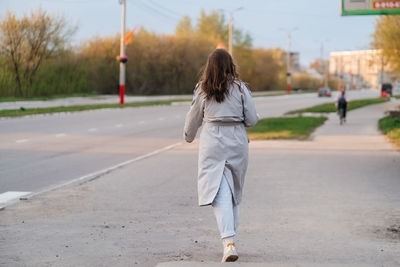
[0,95,192,111]
[0,91,282,111]
[1,102,399,266]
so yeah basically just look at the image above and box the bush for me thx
[292,72,320,90]
[379,116,400,148]
[0,66,15,97]
[31,54,89,97]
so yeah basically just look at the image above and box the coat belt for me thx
[205,121,244,126]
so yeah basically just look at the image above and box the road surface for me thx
[0,100,398,266]
[0,90,380,205]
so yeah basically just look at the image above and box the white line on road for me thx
[56,133,66,138]
[138,121,145,124]
[115,124,123,128]
[158,117,165,121]
[0,191,31,205]
[88,128,98,132]
[15,139,28,143]
[6,142,183,209]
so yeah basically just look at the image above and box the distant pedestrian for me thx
[184,48,259,262]
[337,91,348,125]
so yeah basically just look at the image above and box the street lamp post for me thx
[228,12,233,56]
[318,39,330,88]
[286,31,292,94]
[119,0,126,105]
[227,7,243,57]
[281,28,297,94]
[320,42,324,88]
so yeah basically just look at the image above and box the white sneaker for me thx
[221,242,238,262]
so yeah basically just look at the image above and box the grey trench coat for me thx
[184,80,259,206]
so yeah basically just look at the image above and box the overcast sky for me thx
[1,0,378,66]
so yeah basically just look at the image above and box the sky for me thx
[1,0,379,67]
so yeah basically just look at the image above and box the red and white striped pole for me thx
[119,0,126,105]
[286,31,291,94]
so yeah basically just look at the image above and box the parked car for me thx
[318,87,332,97]
[381,83,392,97]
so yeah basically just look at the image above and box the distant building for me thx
[329,49,398,90]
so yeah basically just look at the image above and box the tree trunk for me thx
[12,62,23,97]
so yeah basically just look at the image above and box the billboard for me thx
[342,0,400,15]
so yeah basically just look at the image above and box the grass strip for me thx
[379,116,400,148]
[287,97,389,114]
[0,99,191,117]
[394,95,400,99]
[247,116,327,140]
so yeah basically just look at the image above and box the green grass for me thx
[379,116,400,148]
[287,97,390,114]
[394,95,400,99]
[0,93,100,102]
[0,99,191,117]
[247,116,328,140]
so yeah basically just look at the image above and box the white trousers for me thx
[212,173,239,239]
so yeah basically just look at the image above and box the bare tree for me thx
[0,8,76,97]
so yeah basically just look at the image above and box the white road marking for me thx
[88,128,98,132]
[158,117,165,121]
[175,115,181,119]
[55,133,66,138]
[0,191,31,204]
[115,124,123,128]
[138,121,145,124]
[15,139,28,143]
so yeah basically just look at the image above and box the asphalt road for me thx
[0,100,398,266]
[0,90,380,202]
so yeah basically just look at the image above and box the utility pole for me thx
[357,57,360,89]
[281,27,297,94]
[228,13,233,56]
[320,42,324,88]
[380,52,384,90]
[286,31,292,94]
[316,39,329,88]
[320,42,329,88]
[119,0,127,105]
[226,7,243,57]
[339,55,343,91]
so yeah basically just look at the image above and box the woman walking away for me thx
[183,48,259,262]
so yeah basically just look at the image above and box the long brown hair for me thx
[199,49,240,103]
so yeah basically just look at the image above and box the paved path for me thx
[0,95,193,111]
[0,91,286,111]
[0,101,399,267]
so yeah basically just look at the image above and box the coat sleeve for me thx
[183,87,205,143]
[241,83,259,127]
